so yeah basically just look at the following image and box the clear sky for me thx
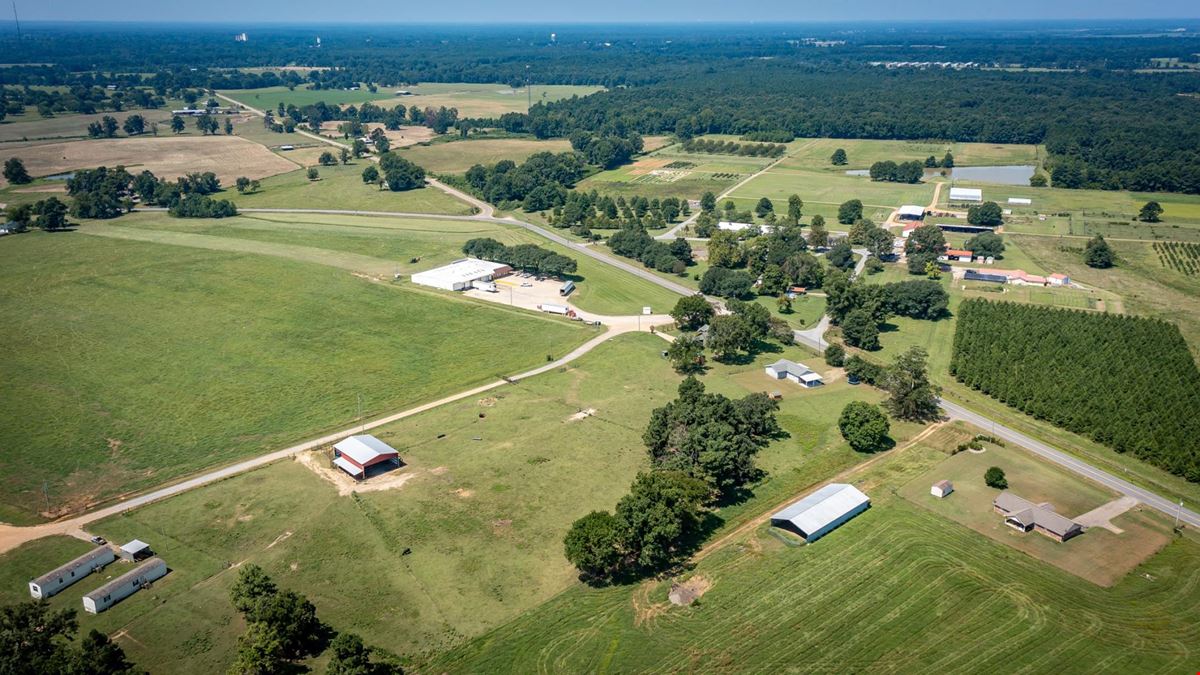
[12,0,1200,23]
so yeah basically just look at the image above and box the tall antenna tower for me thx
[12,1,21,39]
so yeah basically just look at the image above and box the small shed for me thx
[119,540,152,562]
[333,434,402,480]
[931,480,954,499]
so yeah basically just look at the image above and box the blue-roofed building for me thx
[770,483,870,542]
[964,270,1008,284]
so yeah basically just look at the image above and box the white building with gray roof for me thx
[29,546,116,599]
[765,359,824,387]
[770,483,870,542]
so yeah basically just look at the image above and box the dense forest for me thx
[3,24,1200,193]
[951,300,1200,481]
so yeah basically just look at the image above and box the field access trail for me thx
[0,320,671,555]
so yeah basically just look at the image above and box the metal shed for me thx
[770,484,870,542]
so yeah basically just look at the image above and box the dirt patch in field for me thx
[453,487,474,498]
[628,157,671,176]
[295,449,416,496]
[2,135,299,187]
[668,575,712,606]
[567,408,597,422]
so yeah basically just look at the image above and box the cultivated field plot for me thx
[0,231,592,522]
[0,333,918,672]
[0,136,299,186]
[228,163,474,214]
[376,82,604,117]
[899,443,1172,585]
[397,137,573,174]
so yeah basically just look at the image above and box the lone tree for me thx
[707,314,755,360]
[755,197,774,218]
[883,346,942,422]
[984,466,1008,489]
[785,194,803,225]
[235,176,251,193]
[318,151,338,166]
[1138,201,1163,223]
[170,115,185,134]
[700,191,716,213]
[940,151,955,168]
[830,148,848,165]
[3,157,31,184]
[666,334,705,374]
[837,199,863,225]
[1084,234,1114,268]
[824,343,846,367]
[361,165,380,184]
[838,401,891,453]
[967,201,1003,226]
[670,294,715,331]
[307,167,320,181]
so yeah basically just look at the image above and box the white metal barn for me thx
[949,187,983,203]
[410,259,512,291]
[718,221,774,234]
[765,359,824,387]
[28,546,116,599]
[896,205,926,221]
[770,483,870,542]
[82,557,168,614]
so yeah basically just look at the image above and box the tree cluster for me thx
[868,160,924,184]
[548,191,685,235]
[606,225,693,274]
[679,138,785,157]
[461,237,577,277]
[0,600,138,674]
[462,152,586,210]
[952,299,1200,480]
[378,152,426,191]
[569,131,643,169]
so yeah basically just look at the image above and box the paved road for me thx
[0,318,673,554]
[940,399,1198,529]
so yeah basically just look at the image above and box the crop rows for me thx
[1153,241,1200,275]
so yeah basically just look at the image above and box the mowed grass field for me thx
[429,425,1199,674]
[777,137,1041,171]
[0,135,299,187]
[397,138,573,174]
[228,163,475,214]
[375,82,603,117]
[219,86,395,110]
[0,231,594,522]
[0,332,924,672]
[0,103,187,145]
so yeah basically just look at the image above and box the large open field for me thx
[0,229,593,523]
[397,138,573,174]
[227,163,475,214]
[0,135,299,187]
[0,104,186,145]
[777,137,1041,171]
[221,83,602,118]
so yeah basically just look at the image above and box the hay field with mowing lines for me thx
[397,138,573,174]
[430,434,1199,674]
[0,135,299,187]
[228,163,475,214]
[0,230,592,523]
[777,137,1040,171]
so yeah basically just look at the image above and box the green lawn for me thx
[0,231,592,522]
[398,138,573,174]
[220,86,395,111]
[730,168,935,210]
[226,163,475,214]
[430,437,1200,673]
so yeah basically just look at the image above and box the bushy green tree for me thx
[707,314,755,359]
[1138,201,1163,223]
[967,201,1003,226]
[824,343,846,367]
[830,148,848,165]
[666,334,705,374]
[1084,234,1114,268]
[838,401,891,452]
[670,294,714,331]
[563,511,624,582]
[984,466,1008,489]
[841,308,881,350]
[3,157,31,184]
[837,199,863,224]
[883,346,942,421]
[965,231,1005,258]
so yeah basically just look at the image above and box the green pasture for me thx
[375,82,603,117]
[0,231,593,522]
[227,163,474,214]
[777,137,1040,171]
[220,86,395,110]
[431,438,1199,673]
[0,103,188,145]
[730,168,935,209]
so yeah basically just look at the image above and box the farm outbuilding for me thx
[931,480,954,499]
[770,483,870,542]
[949,187,983,203]
[896,205,926,221]
[333,434,402,480]
[28,546,116,599]
[82,557,168,614]
[940,248,974,262]
[410,258,512,291]
[964,270,1009,283]
[765,359,823,387]
[118,540,152,562]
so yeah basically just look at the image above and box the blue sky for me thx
[13,1,1200,22]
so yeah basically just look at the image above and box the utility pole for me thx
[357,392,364,432]
[1176,499,1184,529]
[12,2,21,39]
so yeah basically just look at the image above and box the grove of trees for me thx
[462,237,577,277]
[952,299,1200,481]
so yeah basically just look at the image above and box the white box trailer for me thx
[538,303,571,316]
[82,557,167,614]
[472,280,498,292]
[29,546,116,599]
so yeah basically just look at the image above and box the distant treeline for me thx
[951,300,1200,482]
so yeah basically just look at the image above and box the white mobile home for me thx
[770,483,870,542]
[82,557,168,614]
[29,546,116,599]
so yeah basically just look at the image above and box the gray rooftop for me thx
[994,492,1082,537]
[84,557,167,601]
[772,483,870,536]
[31,546,114,586]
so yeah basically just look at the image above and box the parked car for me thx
[90,536,107,545]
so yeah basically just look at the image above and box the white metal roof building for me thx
[949,187,983,203]
[83,557,167,614]
[118,539,152,561]
[410,258,512,291]
[718,221,774,234]
[896,205,926,220]
[770,483,870,541]
[332,434,401,480]
[1007,197,1032,205]
[765,359,824,388]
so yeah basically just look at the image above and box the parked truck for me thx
[538,303,576,317]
